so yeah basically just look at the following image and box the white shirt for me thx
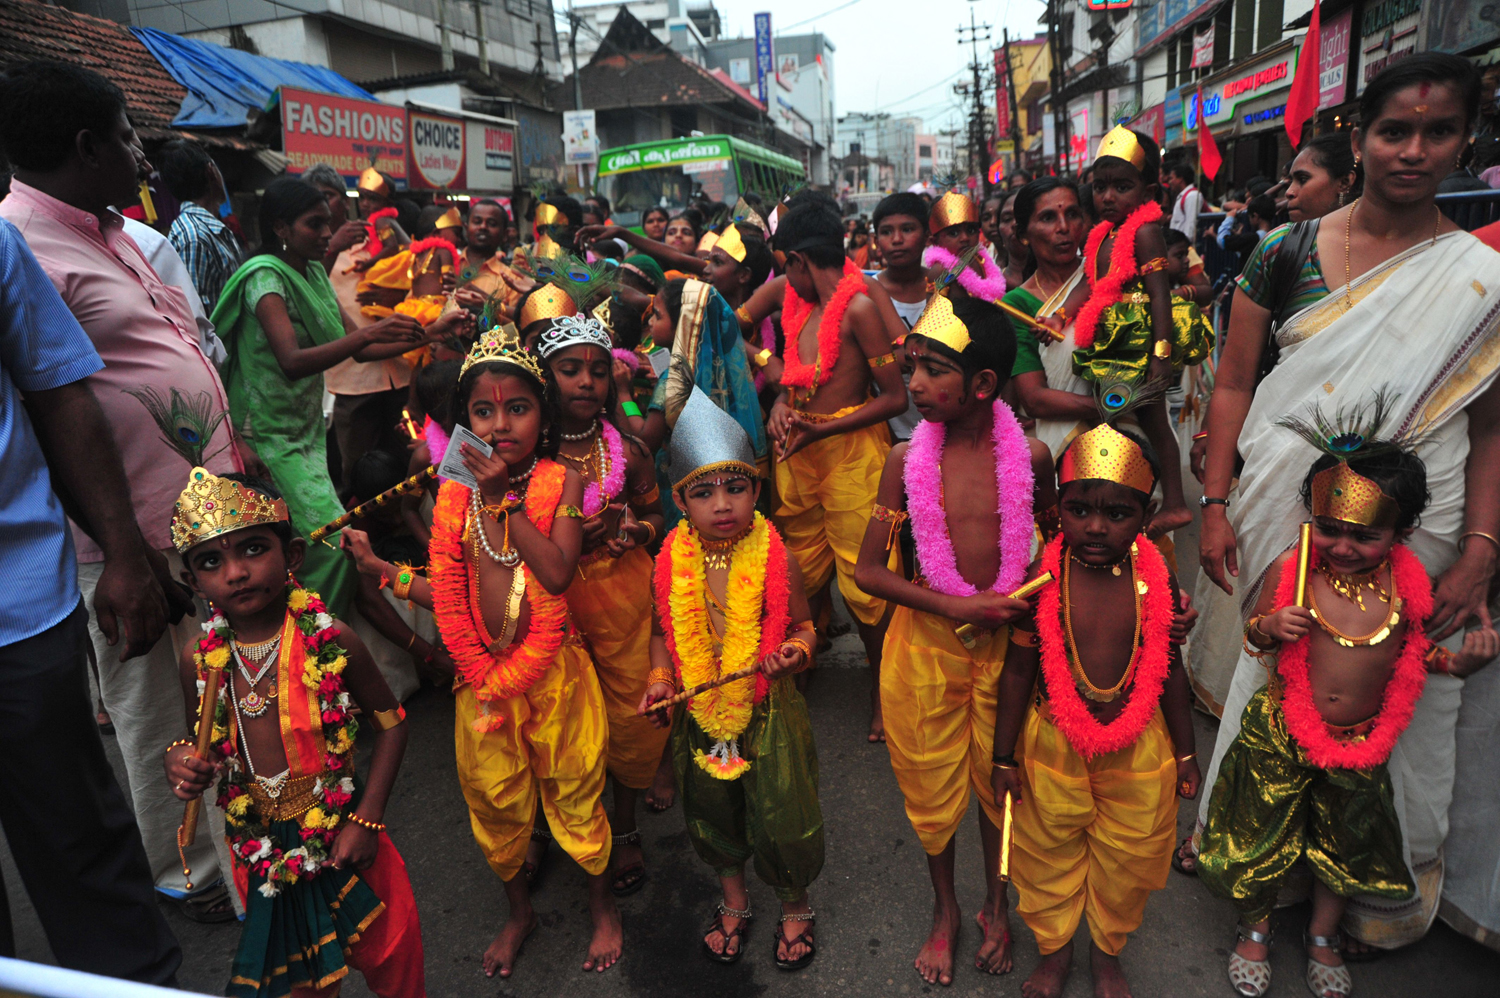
[120,215,228,367]
[1170,185,1202,241]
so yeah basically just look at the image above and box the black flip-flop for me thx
[611,864,647,897]
[774,916,816,972]
[703,903,752,964]
[1172,836,1198,876]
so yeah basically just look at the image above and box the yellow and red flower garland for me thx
[193,584,357,897]
[779,257,867,394]
[652,512,790,778]
[1034,535,1174,758]
[429,464,570,731]
[1271,543,1432,770]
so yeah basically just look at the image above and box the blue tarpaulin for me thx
[131,27,377,129]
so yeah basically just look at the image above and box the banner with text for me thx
[466,121,516,192]
[994,48,1012,137]
[280,87,406,185]
[408,108,466,190]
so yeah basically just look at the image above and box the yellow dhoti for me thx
[773,409,892,627]
[880,605,1007,853]
[453,640,611,881]
[1012,700,1177,956]
[566,547,670,790]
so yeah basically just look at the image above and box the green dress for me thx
[211,256,357,617]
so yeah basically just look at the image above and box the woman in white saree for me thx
[1195,54,1500,975]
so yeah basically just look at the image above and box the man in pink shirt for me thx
[0,62,241,923]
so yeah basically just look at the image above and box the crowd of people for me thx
[0,47,1498,998]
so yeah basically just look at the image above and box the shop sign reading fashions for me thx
[280,86,407,185]
[1357,0,1421,95]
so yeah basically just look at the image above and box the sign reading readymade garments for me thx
[598,138,734,176]
[409,109,466,189]
[280,87,406,185]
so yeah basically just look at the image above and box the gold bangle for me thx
[647,666,677,690]
[405,632,417,651]
[371,705,407,731]
[736,305,753,327]
[783,637,813,667]
[992,760,1019,769]
[1460,531,1500,555]
[640,520,657,545]
[1153,339,1172,360]
[1175,752,1197,763]
[556,504,584,519]
[347,812,386,833]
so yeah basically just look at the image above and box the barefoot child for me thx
[1197,403,1498,998]
[1073,126,1212,537]
[640,387,823,970]
[991,416,1200,998]
[768,201,911,742]
[536,311,668,898]
[854,291,1055,985]
[164,470,425,997]
[342,326,622,978]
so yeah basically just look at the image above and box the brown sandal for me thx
[774,909,816,971]
[703,901,752,964]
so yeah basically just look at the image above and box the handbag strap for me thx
[1268,218,1321,329]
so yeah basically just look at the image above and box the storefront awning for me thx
[131,27,375,130]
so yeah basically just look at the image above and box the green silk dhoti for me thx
[1071,283,1214,384]
[1198,688,1414,924]
[672,676,824,901]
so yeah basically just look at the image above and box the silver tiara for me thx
[667,386,758,490]
[535,314,612,360]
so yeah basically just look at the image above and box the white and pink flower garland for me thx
[904,398,1034,596]
[922,244,1007,302]
[582,420,628,517]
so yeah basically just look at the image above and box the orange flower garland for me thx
[1073,200,1163,350]
[430,463,570,731]
[1034,534,1175,758]
[1271,543,1432,770]
[779,257,867,394]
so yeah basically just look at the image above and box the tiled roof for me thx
[0,0,186,133]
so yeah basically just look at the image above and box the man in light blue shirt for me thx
[0,215,183,984]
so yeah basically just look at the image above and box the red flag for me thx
[1197,87,1222,181]
[1284,0,1321,148]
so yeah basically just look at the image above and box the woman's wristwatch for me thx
[1199,496,1230,508]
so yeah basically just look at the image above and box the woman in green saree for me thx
[211,177,462,616]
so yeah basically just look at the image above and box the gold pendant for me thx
[1111,564,1122,576]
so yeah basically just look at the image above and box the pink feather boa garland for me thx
[581,421,627,517]
[423,416,451,485]
[922,244,1007,302]
[611,348,641,373]
[1271,543,1432,770]
[903,398,1034,596]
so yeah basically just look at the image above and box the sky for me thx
[716,0,1050,132]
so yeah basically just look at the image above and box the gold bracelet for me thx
[164,737,194,755]
[752,347,774,367]
[640,520,657,545]
[866,351,896,369]
[1460,530,1500,555]
[347,812,386,833]
[392,564,416,602]
[1175,752,1197,763]
[735,305,753,327]
[647,666,677,690]
[371,705,407,731]
[556,504,584,519]
[1153,338,1172,360]
[783,637,813,667]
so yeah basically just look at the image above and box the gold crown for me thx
[1311,462,1400,529]
[534,203,562,234]
[1094,125,1148,172]
[460,322,545,383]
[171,467,290,553]
[715,223,749,263]
[929,191,979,234]
[435,206,463,230]
[908,292,971,355]
[1058,423,1156,495]
[697,230,720,254]
[519,283,580,326]
[357,167,392,197]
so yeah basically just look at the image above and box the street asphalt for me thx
[4,632,1498,996]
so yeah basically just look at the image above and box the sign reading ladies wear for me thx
[280,87,406,184]
[408,109,466,189]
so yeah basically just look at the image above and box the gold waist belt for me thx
[248,772,324,823]
[792,398,870,424]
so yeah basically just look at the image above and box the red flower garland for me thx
[429,465,569,727]
[1072,201,1163,350]
[1034,534,1175,759]
[652,517,792,705]
[779,258,867,392]
[363,206,400,258]
[1272,543,1432,770]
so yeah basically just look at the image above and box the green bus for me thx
[596,135,806,230]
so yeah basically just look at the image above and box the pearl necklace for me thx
[560,420,600,443]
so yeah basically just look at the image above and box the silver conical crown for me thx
[667,386,758,490]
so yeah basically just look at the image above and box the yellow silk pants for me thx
[566,547,670,790]
[881,605,1007,854]
[1012,701,1177,956]
[773,413,892,627]
[453,641,611,881]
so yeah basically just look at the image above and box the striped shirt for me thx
[0,219,105,645]
[168,202,244,315]
[1235,223,1329,321]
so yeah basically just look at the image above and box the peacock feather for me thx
[1276,387,1425,459]
[1093,373,1169,426]
[532,251,618,312]
[124,387,229,468]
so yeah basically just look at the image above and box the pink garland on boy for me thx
[922,244,1007,303]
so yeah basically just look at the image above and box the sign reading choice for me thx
[281,86,407,184]
[409,109,465,189]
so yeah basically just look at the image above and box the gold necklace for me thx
[1308,583,1402,647]
[698,524,754,570]
[1314,560,1390,612]
[1069,550,1128,577]
[1343,198,1442,311]
[1061,544,1143,702]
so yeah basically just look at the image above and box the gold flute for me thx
[997,789,1015,882]
[955,571,1056,649]
[1293,521,1313,608]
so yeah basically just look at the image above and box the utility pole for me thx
[567,1,583,111]
[1001,27,1023,175]
[437,0,454,71]
[1046,0,1068,175]
[956,4,992,196]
